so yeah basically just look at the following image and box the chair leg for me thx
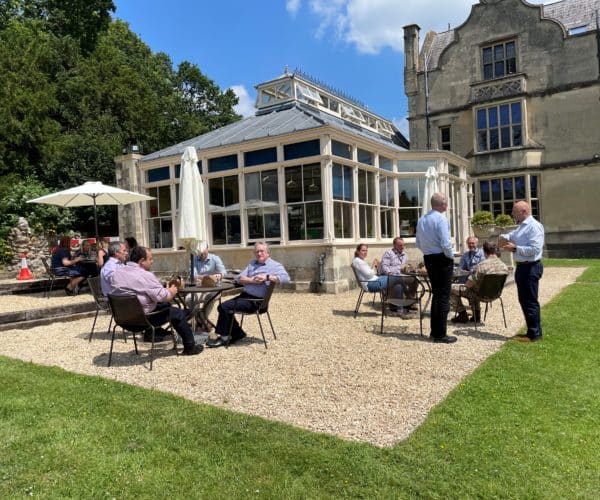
[418,301,423,336]
[265,311,276,340]
[380,298,385,335]
[148,326,155,371]
[256,312,268,348]
[107,324,118,367]
[499,298,507,328]
[88,308,100,342]
[354,290,365,318]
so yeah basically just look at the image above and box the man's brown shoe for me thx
[512,336,541,342]
[451,311,469,323]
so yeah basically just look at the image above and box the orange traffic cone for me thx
[17,253,34,280]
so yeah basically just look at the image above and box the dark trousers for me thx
[515,261,543,339]
[150,303,195,348]
[424,253,454,338]
[216,292,261,338]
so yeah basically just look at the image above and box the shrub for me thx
[495,214,515,226]
[471,210,494,226]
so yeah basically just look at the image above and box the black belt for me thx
[516,260,541,265]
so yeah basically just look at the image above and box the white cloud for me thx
[230,85,255,118]
[301,0,547,54]
[286,0,301,16]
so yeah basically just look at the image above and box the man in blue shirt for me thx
[206,242,290,348]
[192,247,227,332]
[500,201,545,342]
[416,192,457,344]
[459,236,485,272]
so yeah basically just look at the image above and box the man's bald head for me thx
[431,192,448,211]
[512,200,531,223]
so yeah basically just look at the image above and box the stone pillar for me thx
[114,152,145,245]
[403,24,421,96]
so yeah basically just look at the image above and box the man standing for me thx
[380,237,408,275]
[100,241,128,296]
[451,241,508,323]
[500,201,545,342]
[111,246,203,355]
[459,236,485,272]
[206,242,289,348]
[416,192,457,344]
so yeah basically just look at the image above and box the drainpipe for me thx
[317,252,326,285]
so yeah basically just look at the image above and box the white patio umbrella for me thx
[177,146,208,282]
[421,166,439,216]
[28,181,154,241]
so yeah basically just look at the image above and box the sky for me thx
[112,0,546,138]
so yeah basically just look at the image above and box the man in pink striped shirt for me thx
[111,246,203,356]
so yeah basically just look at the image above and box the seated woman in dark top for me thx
[51,236,90,295]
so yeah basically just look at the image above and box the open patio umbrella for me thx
[421,166,439,216]
[28,181,154,241]
[177,146,208,283]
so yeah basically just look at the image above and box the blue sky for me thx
[113,0,545,137]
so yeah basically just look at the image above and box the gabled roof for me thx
[140,102,408,163]
[425,0,600,70]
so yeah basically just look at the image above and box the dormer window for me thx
[296,83,324,105]
[482,40,516,80]
[259,82,293,106]
[341,104,366,124]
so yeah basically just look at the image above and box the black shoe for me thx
[206,336,227,348]
[182,344,204,355]
[432,335,458,344]
[230,331,247,344]
[143,331,168,342]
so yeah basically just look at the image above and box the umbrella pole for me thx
[190,253,195,285]
[93,196,100,244]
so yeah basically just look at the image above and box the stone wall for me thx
[5,217,51,278]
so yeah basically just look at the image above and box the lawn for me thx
[1,260,598,498]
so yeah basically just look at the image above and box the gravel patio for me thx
[0,266,584,447]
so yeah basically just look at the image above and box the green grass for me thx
[1,260,599,498]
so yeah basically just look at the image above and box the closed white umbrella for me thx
[177,146,208,282]
[421,166,439,216]
[28,181,154,240]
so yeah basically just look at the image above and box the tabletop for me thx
[180,282,236,294]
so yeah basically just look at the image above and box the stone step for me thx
[0,299,96,332]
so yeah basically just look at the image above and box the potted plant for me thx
[494,213,516,229]
[470,210,496,239]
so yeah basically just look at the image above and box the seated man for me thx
[379,237,408,275]
[206,242,289,348]
[75,240,99,277]
[451,241,508,323]
[459,236,485,272]
[100,241,128,296]
[110,246,203,355]
[192,246,227,332]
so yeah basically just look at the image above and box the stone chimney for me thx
[114,150,145,245]
[403,24,421,97]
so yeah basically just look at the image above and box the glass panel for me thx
[212,213,226,245]
[343,166,353,201]
[478,130,488,151]
[332,140,352,159]
[245,172,260,203]
[494,61,504,77]
[515,176,526,199]
[357,148,373,166]
[503,177,513,200]
[158,185,171,215]
[506,58,516,74]
[146,166,170,183]
[494,44,504,61]
[397,160,431,173]
[209,178,224,207]
[223,176,239,207]
[264,208,281,238]
[492,203,502,217]
[208,154,238,173]
[244,147,277,167]
[480,180,490,203]
[504,202,513,214]
[332,164,343,200]
[366,171,375,204]
[531,199,540,219]
[227,213,241,244]
[303,164,321,202]
[379,156,393,171]
[285,167,302,203]
[380,208,393,239]
[530,175,538,198]
[247,210,263,239]
[358,170,367,203]
[511,102,521,123]
[506,41,515,58]
[306,202,324,239]
[490,129,499,150]
[398,208,418,237]
[499,104,510,125]
[483,64,493,80]
[512,125,522,146]
[334,203,342,238]
[283,139,320,161]
[488,107,498,128]
[482,47,492,64]
[342,203,353,238]
[287,205,303,240]
[399,178,420,207]
[501,127,511,148]
[491,179,501,201]
[175,164,181,178]
[262,169,278,202]
[477,109,487,129]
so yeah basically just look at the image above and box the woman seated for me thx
[352,243,387,292]
[51,236,90,295]
[95,240,108,269]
